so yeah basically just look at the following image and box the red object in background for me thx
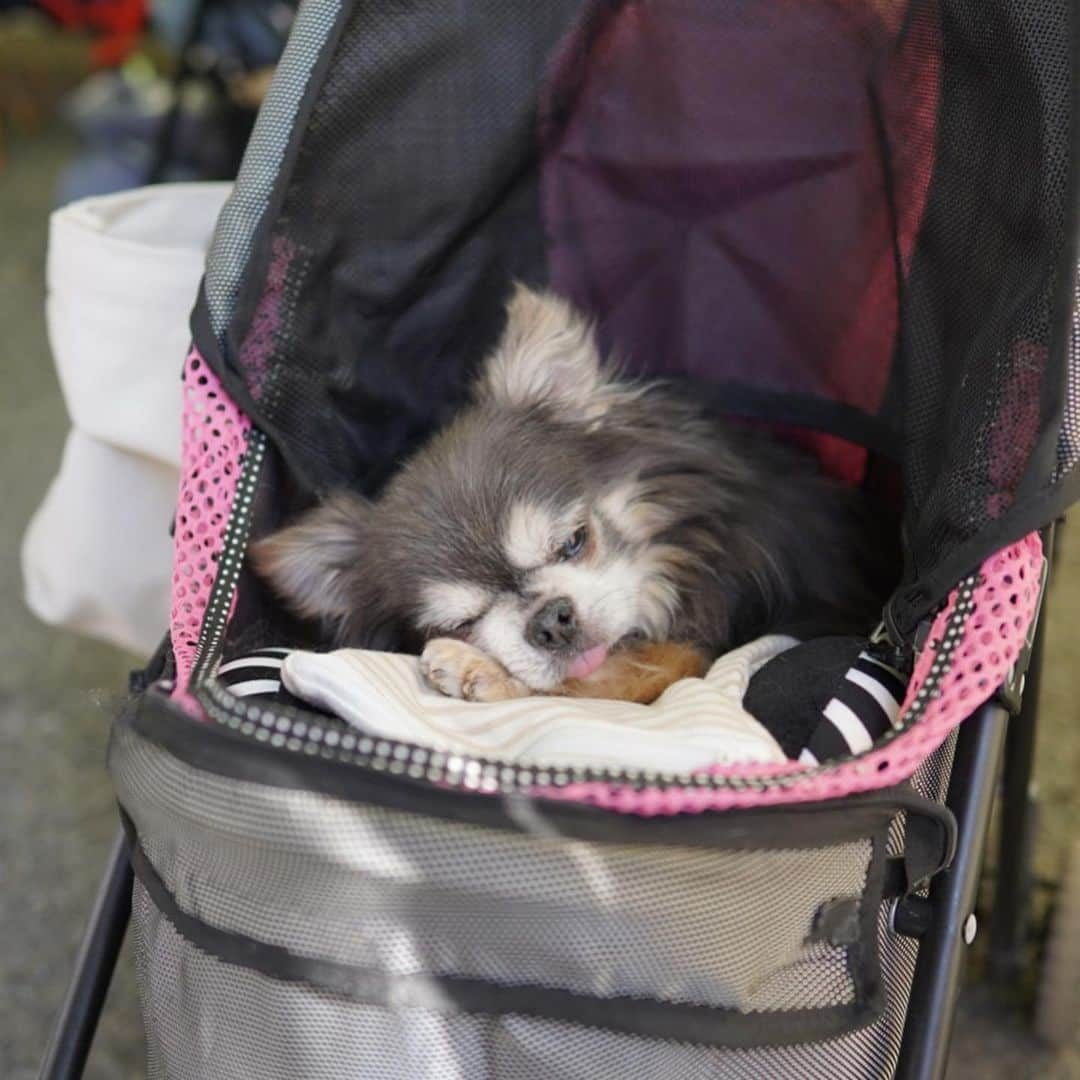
[35,0,147,67]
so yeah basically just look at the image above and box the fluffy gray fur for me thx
[252,285,885,690]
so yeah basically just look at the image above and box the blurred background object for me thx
[2,0,295,658]
[21,181,231,655]
[1,5,292,1075]
[0,0,295,200]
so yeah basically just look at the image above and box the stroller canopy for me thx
[198,0,1080,640]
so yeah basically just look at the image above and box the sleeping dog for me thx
[253,286,883,704]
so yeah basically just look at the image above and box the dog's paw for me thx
[420,639,528,702]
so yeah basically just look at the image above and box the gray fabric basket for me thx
[110,695,956,1079]
[111,0,996,1072]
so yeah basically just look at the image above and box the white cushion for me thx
[281,635,794,772]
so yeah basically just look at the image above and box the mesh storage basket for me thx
[110,0,1080,1076]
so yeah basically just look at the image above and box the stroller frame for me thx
[37,528,1058,1080]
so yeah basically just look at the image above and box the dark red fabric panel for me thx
[541,0,939,483]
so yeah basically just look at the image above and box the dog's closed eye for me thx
[555,525,588,562]
[417,581,490,636]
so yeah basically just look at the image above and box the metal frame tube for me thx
[38,829,133,1080]
[988,623,1045,978]
[895,702,1009,1080]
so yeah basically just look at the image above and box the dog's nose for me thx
[526,597,578,651]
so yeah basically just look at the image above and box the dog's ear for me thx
[480,284,620,420]
[250,492,375,623]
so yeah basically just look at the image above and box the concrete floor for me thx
[0,126,1077,1080]
[0,128,144,1079]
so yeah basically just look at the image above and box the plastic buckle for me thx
[870,616,924,678]
[889,895,933,939]
[995,555,1049,714]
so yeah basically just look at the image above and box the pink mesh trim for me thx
[170,347,251,693]
[539,533,1043,815]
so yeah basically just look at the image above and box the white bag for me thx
[22,182,232,656]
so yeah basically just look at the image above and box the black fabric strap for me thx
[879,811,958,900]
[680,378,902,460]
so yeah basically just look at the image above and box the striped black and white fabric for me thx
[798,651,907,766]
[215,647,302,706]
[214,642,908,766]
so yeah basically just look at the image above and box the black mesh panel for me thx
[886,0,1078,628]
[202,0,1078,629]
[222,0,586,496]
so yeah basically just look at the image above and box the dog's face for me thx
[408,478,682,690]
[253,286,687,690]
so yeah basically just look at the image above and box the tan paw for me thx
[420,638,527,702]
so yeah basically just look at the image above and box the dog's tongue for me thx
[567,645,608,680]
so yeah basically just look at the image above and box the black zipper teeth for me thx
[186,429,978,794]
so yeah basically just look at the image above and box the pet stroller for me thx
[40,0,1080,1077]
